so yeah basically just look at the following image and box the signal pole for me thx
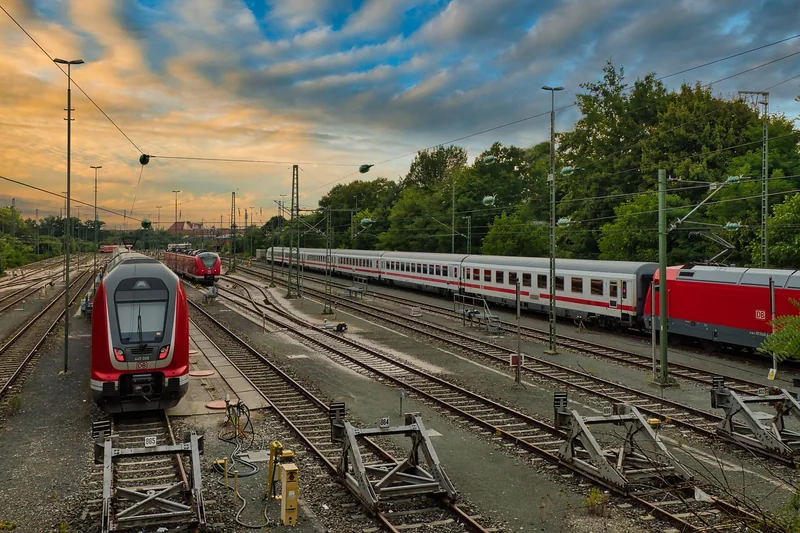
[54,57,84,375]
[738,91,769,267]
[287,165,300,299]
[156,206,162,230]
[90,165,102,280]
[172,190,180,270]
[658,169,669,385]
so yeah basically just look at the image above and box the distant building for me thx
[165,220,205,236]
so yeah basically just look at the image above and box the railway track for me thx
[232,273,724,433]
[86,411,202,532]
[238,262,779,396]
[189,298,494,532]
[205,280,758,532]
[0,269,92,399]
[226,270,800,472]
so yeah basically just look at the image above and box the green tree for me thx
[557,62,670,258]
[597,193,693,262]
[755,193,800,268]
[481,213,548,256]
[376,187,448,252]
[401,145,467,190]
[758,300,800,363]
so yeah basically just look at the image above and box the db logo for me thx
[755,310,766,320]
[136,362,148,369]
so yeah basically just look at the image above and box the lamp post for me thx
[90,165,101,282]
[542,85,563,355]
[172,190,180,270]
[54,57,84,375]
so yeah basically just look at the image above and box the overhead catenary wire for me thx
[304,34,800,196]
[0,4,144,155]
[0,173,144,223]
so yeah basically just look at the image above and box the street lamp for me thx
[542,85,564,354]
[172,190,180,270]
[90,165,101,283]
[54,57,84,375]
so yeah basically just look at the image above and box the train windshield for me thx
[114,277,169,344]
[199,253,218,269]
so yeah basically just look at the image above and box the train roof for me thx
[675,264,800,288]
[463,255,659,275]
[381,251,470,262]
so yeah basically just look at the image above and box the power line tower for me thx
[323,208,333,313]
[286,165,301,299]
[230,191,237,272]
[738,90,769,267]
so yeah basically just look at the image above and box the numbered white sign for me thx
[144,436,157,448]
[379,417,390,429]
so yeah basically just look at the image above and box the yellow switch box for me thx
[280,463,299,526]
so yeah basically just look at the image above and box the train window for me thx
[436,265,441,276]
[429,265,434,276]
[473,268,480,279]
[443,266,449,277]
[591,279,603,296]
[423,265,428,274]
[465,268,471,280]
[622,281,628,299]
[484,269,491,282]
[509,272,518,285]
[523,273,532,287]
[496,271,504,283]
[571,278,583,293]
[555,276,564,291]
[537,275,547,289]
[114,277,169,344]
[610,281,618,298]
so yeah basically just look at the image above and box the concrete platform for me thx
[166,323,269,416]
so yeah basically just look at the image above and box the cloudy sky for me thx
[1,0,798,230]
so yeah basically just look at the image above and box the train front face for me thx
[91,259,189,412]
[195,252,221,285]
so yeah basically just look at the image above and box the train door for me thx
[609,280,618,309]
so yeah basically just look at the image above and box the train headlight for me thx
[113,348,125,362]
[159,345,171,360]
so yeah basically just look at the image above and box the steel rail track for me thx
[231,273,725,436]
[209,280,757,532]
[238,263,776,397]
[0,270,92,398]
[93,412,195,532]
[188,298,494,532]
[0,276,64,316]
[230,270,800,471]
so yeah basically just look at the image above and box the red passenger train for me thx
[91,249,189,412]
[645,264,800,350]
[163,249,221,285]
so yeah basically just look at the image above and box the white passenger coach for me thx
[268,247,657,327]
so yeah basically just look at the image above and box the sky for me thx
[0,0,798,231]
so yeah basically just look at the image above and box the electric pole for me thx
[738,91,770,267]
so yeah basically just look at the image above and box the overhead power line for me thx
[0,173,144,222]
[304,34,800,197]
[0,4,144,154]
[148,155,357,166]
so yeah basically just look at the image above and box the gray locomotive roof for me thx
[677,264,800,287]
[381,251,469,262]
[464,255,658,275]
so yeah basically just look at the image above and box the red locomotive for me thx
[645,264,800,350]
[163,248,221,285]
[91,249,189,412]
